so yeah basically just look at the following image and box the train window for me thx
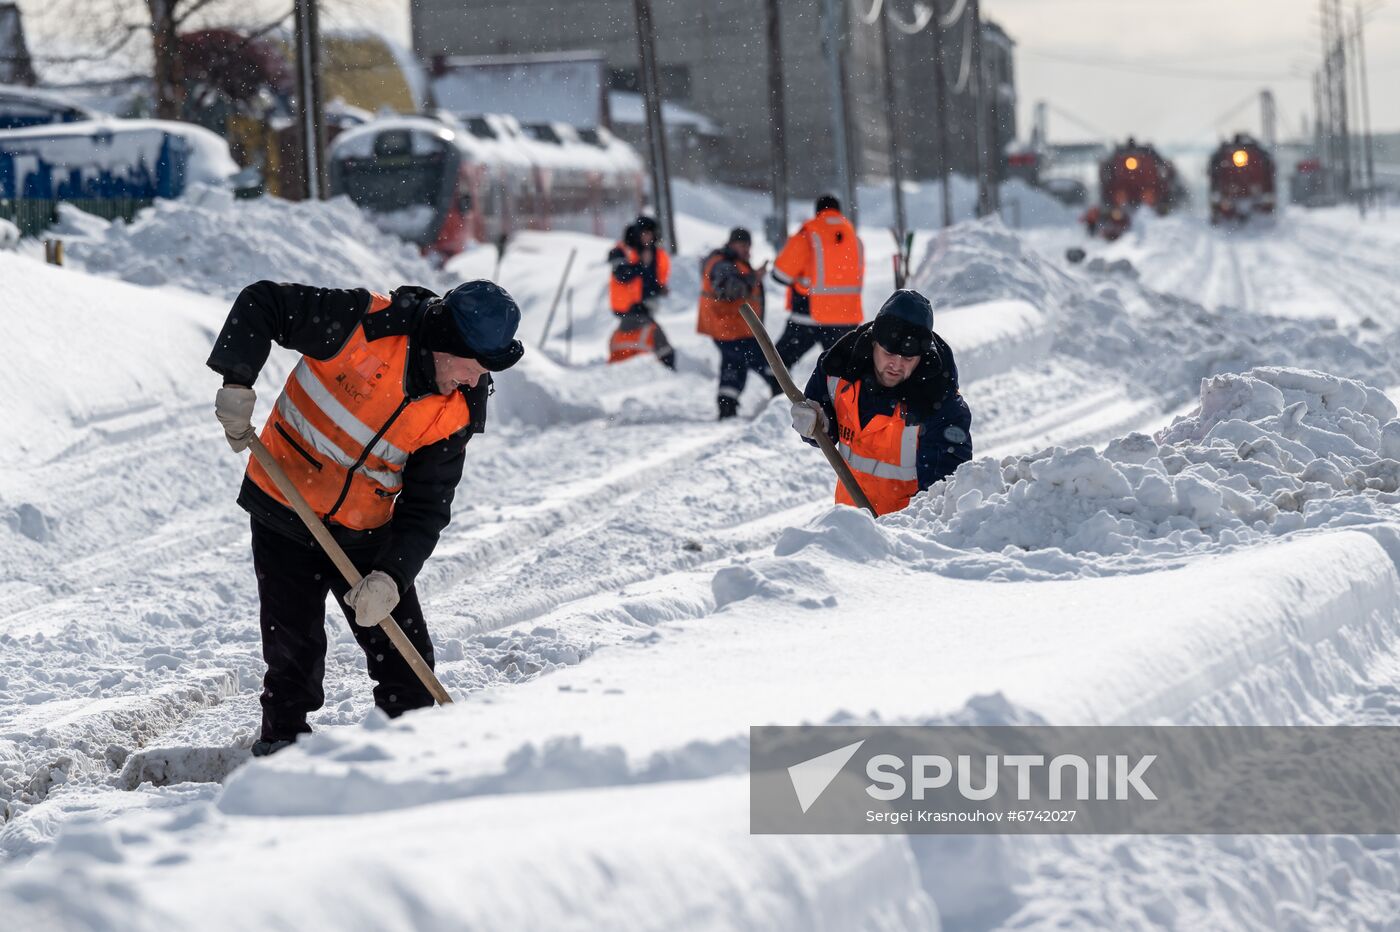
[524,124,562,145]
[576,129,605,148]
[465,117,497,140]
[374,130,413,158]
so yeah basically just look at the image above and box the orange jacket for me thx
[610,244,671,314]
[248,293,472,531]
[608,320,660,363]
[697,249,763,342]
[828,373,920,516]
[772,209,864,326]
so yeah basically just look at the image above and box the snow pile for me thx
[911,220,1400,405]
[60,187,449,298]
[865,367,1400,579]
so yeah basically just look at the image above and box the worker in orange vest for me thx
[208,279,524,756]
[771,194,865,370]
[608,215,675,368]
[790,290,972,516]
[697,227,780,418]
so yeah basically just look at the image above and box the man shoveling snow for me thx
[791,290,974,516]
[207,280,524,756]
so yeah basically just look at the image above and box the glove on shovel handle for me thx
[738,303,877,516]
[247,435,453,705]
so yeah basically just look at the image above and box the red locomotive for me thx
[1208,134,1277,224]
[1099,138,1182,216]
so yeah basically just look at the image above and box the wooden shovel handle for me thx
[738,303,877,516]
[247,436,453,705]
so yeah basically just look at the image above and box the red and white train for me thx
[328,112,645,259]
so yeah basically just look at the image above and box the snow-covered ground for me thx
[4,191,1400,930]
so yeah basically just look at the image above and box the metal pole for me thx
[931,3,953,227]
[293,0,325,200]
[877,4,907,247]
[1355,2,1380,216]
[764,0,790,249]
[1318,0,1335,199]
[819,0,855,218]
[538,247,578,345]
[632,0,677,253]
[1260,89,1277,151]
[1331,0,1352,199]
[970,0,993,218]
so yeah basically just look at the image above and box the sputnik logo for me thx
[788,740,865,813]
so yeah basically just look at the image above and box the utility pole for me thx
[971,0,993,218]
[819,0,857,221]
[149,0,182,120]
[1031,100,1048,153]
[1260,89,1277,151]
[632,0,677,252]
[1318,0,1336,200]
[293,0,325,200]
[1355,2,1379,215]
[763,0,789,249]
[876,3,907,247]
[1330,0,1352,199]
[930,2,952,228]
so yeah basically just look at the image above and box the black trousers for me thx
[775,320,857,370]
[715,338,779,404]
[250,518,436,742]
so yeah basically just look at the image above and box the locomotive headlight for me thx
[1124,156,1140,171]
[1232,149,1249,168]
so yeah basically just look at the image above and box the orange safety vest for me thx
[248,293,471,531]
[609,244,672,314]
[829,374,921,516]
[697,251,762,341]
[608,321,659,363]
[773,210,864,326]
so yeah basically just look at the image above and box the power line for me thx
[1020,48,1310,82]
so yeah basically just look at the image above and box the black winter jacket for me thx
[802,322,973,489]
[207,281,489,592]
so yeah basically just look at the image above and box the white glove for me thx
[215,385,257,452]
[345,571,400,628]
[791,399,828,440]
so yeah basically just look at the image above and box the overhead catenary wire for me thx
[1019,48,1310,82]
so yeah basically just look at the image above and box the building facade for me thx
[409,0,1015,196]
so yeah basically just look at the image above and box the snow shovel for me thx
[247,436,453,705]
[738,303,877,516]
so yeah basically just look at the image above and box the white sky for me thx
[984,0,1400,145]
[18,0,1400,146]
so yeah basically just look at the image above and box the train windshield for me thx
[333,129,455,244]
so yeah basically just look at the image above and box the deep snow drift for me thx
[5,197,1400,930]
[903,366,1400,578]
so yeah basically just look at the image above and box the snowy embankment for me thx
[6,374,1400,930]
[6,199,1400,928]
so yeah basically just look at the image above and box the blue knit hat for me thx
[425,280,524,371]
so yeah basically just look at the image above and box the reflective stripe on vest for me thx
[274,388,402,491]
[609,322,657,361]
[248,293,470,530]
[807,231,863,297]
[828,375,922,514]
